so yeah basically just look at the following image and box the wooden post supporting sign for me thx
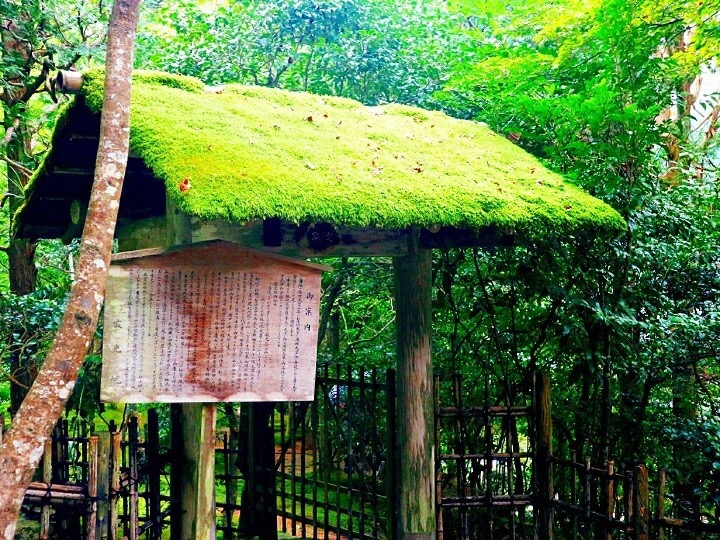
[178,403,217,539]
[394,232,435,540]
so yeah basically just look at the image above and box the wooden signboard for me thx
[100,241,329,403]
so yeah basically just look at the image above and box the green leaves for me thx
[135,0,470,106]
[431,0,720,484]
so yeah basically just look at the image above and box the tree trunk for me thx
[7,239,37,414]
[4,118,38,414]
[0,0,140,535]
[6,130,37,296]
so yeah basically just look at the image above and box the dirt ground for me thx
[277,516,349,540]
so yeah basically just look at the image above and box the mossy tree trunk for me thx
[0,0,140,536]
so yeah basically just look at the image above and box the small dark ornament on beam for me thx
[295,221,341,253]
[263,217,283,247]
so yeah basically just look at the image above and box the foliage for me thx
[0,285,65,415]
[135,0,470,107]
[431,0,720,492]
[129,1,720,500]
[0,0,108,174]
[306,0,720,511]
[1,0,108,413]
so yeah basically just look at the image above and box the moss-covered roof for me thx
[31,69,625,235]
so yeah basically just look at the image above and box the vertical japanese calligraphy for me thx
[101,241,328,403]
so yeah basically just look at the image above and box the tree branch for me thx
[20,70,47,104]
[2,118,20,145]
[317,258,350,345]
[1,155,33,179]
[0,192,23,208]
[0,365,30,390]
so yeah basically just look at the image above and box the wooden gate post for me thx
[394,233,435,540]
[633,464,649,540]
[86,435,99,540]
[95,432,111,539]
[535,373,554,540]
[40,440,52,540]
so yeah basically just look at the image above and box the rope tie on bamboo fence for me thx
[43,482,52,502]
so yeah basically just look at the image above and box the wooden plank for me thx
[164,203,216,540]
[24,490,87,501]
[419,225,513,250]
[393,232,435,540]
[147,409,162,540]
[128,415,139,540]
[484,376,494,538]
[604,461,614,540]
[109,431,121,540]
[101,240,326,403]
[633,464,649,540]
[195,218,411,258]
[434,375,444,540]
[584,457,592,538]
[169,405,183,540]
[27,482,85,494]
[657,469,666,540]
[571,449,578,539]
[110,239,331,271]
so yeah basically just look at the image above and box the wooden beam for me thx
[633,464,649,540]
[419,226,514,250]
[195,217,411,258]
[95,433,111,539]
[394,232,435,540]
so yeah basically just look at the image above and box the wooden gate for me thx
[215,363,397,539]
[434,373,546,540]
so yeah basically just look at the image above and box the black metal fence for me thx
[10,368,720,539]
[215,363,396,539]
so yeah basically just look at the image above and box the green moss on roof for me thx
[78,69,624,233]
